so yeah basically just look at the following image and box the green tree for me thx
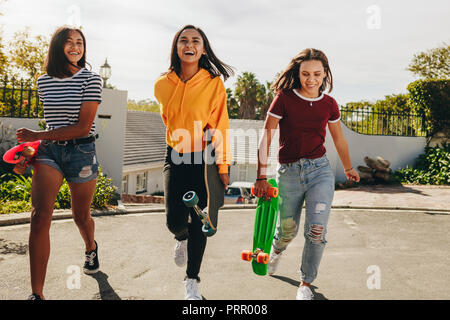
[7,28,49,80]
[0,2,9,75]
[0,33,8,75]
[407,43,450,79]
[372,94,411,113]
[257,81,275,120]
[127,98,159,112]
[234,72,265,120]
[226,87,239,119]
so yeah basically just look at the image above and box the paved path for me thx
[1,205,449,300]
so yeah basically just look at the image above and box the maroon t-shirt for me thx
[267,89,340,163]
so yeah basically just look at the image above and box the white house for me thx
[121,111,280,195]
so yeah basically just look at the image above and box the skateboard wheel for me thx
[267,187,278,198]
[251,186,279,198]
[256,253,269,264]
[182,191,199,207]
[202,224,216,237]
[22,146,35,157]
[241,250,252,261]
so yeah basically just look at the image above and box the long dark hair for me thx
[167,25,234,81]
[45,26,89,78]
[271,48,333,95]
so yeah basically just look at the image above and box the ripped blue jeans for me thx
[273,155,335,284]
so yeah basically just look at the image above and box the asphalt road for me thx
[0,208,449,300]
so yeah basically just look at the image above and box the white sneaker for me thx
[268,249,282,275]
[174,240,187,267]
[184,278,202,300]
[296,285,314,300]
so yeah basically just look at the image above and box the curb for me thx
[1,203,448,227]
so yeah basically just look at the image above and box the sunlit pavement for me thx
[1,206,449,300]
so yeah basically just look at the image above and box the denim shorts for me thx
[35,140,99,183]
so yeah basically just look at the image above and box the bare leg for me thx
[69,179,97,252]
[29,163,63,299]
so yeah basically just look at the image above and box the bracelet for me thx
[344,167,353,172]
[256,178,267,181]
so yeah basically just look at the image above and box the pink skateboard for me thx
[3,141,41,174]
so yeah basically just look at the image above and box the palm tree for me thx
[234,72,263,120]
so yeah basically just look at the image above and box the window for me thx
[122,175,128,194]
[136,172,148,194]
[225,187,241,196]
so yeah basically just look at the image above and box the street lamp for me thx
[99,58,111,88]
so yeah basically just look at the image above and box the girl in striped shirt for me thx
[16,26,102,300]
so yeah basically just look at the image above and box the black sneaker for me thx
[83,240,99,275]
[28,293,43,300]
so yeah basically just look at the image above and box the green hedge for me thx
[0,166,118,214]
[407,79,450,137]
[393,143,450,185]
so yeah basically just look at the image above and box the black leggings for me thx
[163,146,207,280]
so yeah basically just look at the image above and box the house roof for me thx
[123,111,279,168]
[123,111,166,166]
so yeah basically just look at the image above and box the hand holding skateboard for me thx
[3,141,41,175]
[252,179,276,200]
[241,179,279,275]
[16,128,40,143]
[251,183,278,199]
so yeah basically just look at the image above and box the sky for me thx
[0,0,449,105]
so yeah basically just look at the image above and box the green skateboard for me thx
[241,178,279,276]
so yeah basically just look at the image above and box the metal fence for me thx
[0,76,43,118]
[339,107,427,137]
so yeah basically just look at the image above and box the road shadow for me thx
[270,275,328,300]
[336,184,428,196]
[89,271,121,300]
[0,239,28,255]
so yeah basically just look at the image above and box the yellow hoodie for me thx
[154,68,231,174]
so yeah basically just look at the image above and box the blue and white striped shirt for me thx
[37,68,102,136]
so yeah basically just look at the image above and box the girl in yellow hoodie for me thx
[154,25,233,300]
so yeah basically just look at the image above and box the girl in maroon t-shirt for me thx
[254,48,359,300]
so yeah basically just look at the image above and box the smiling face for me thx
[298,60,327,97]
[64,30,84,66]
[176,28,206,66]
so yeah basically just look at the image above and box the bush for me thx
[407,79,450,137]
[0,121,17,178]
[0,200,31,214]
[0,173,32,201]
[55,179,71,209]
[92,167,118,209]
[393,143,450,185]
[53,167,118,210]
[0,166,119,214]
